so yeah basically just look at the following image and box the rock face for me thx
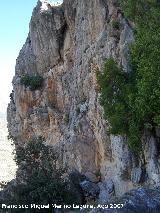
[89,187,160,213]
[7,0,160,200]
[109,187,160,213]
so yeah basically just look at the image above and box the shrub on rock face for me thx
[112,20,121,30]
[20,74,43,90]
[97,0,160,152]
[97,59,129,136]
[97,58,142,152]
[64,113,69,123]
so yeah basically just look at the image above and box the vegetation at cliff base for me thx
[20,74,43,90]
[1,137,82,212]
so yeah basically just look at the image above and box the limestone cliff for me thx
[7,0,160,201]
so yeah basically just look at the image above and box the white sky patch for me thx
[0,55,15,112]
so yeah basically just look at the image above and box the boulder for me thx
[80,180,100,199]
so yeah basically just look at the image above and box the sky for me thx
[0,0,62,113]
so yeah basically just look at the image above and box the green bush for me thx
[2,137,80,210]
[64,113,69,123]
[20,74,43,91]
[112,20,121,30]
[76,106,81,114]
[97,59,129,135]
[121,0,160,139]
[119,0,159,22]
[97,59,142,152]
[97,1,160,152]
